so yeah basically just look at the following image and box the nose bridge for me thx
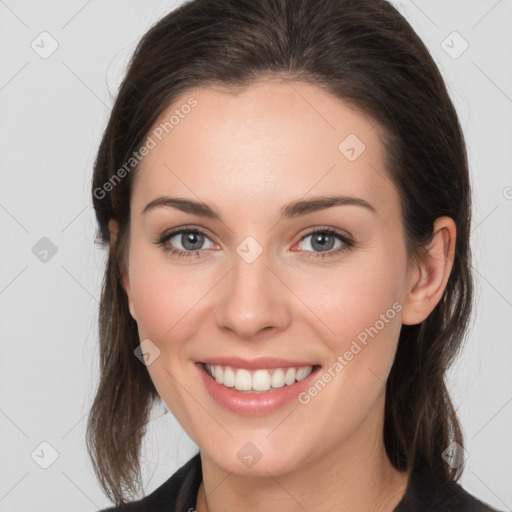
[215,236,289,339]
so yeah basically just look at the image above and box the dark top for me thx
[99,452,503,512]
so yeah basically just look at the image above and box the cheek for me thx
[128,246,213,344]
[292,257,404,353]
[288,260,404,431]
[127,252,210,424]
[131,269,179,341]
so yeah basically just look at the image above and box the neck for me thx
[195,392,410,512]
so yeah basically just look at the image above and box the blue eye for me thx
[155,226,355,259]
[155,227,214,258]
[297,228,354,259]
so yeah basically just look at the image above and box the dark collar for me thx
[105,452,500,511]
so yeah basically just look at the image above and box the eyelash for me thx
[154,225,355,260]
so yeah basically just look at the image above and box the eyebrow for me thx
[141,194,376,220]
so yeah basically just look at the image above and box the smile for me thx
[204,363,316,393]
[196,361,322,415]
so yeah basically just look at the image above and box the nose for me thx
[214,246,291,341]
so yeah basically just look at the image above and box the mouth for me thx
[200,362,322,394]
[195,359,322,415]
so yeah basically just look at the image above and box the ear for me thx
[108,219,137,321]
[401,216,456,325]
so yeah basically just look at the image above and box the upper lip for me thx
[198,356,318,370]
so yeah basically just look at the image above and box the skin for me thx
[109,79,456,512]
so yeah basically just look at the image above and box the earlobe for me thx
[401,216,456,325]
[108,218,137,321]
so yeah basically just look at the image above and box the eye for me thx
[154,227,215,258]
[154,226,355,260]
[295,228,354,259]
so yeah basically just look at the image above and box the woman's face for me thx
[121,80,418,476]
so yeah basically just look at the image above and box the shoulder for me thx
[395,461,504,512]
[439,479,504,511]
[97,452,202,512]
[454,484,500,512]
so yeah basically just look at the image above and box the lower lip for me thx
[196,363,321,416]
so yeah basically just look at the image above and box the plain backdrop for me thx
[0,1,511,511]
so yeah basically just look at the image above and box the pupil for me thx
[313,233,333,251]
[183,232,203,250]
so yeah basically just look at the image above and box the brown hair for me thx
[87,0,473,505]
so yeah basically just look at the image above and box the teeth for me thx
[296,366,311,381]
[271,368,285,388]
[253,370,271,391]
[204,364,314,391]
[214,365,223,384]
[285,367,296,385]
[222,367,235,387]
[235,369,252,391]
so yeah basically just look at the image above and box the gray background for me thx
[0,1,511,511]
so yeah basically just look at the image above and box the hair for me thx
[87,0,473,505]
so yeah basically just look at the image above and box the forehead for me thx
[132,80,397,218]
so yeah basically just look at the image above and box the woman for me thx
[88,0,502,510]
